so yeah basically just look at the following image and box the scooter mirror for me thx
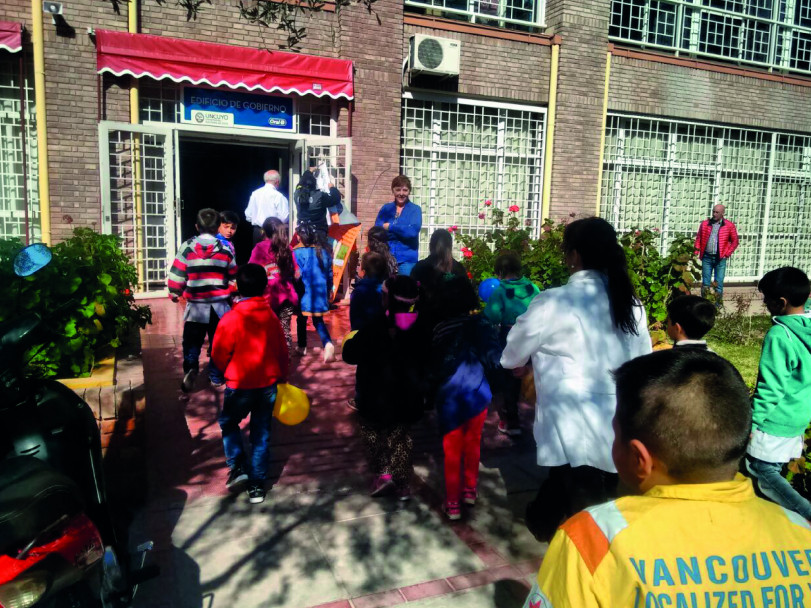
[13,243,52,277]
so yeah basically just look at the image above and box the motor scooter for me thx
[0,243,155,607]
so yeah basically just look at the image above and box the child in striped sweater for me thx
[168,208,238,392]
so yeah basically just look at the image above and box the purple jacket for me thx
[248,240,299,311]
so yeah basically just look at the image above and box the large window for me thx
[609,0,811,75]
[405,0,544,30]
[401,94,545,256]
[601,114,811,281]
[0,55,38,243]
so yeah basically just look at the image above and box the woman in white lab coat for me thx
[500,217,651,541]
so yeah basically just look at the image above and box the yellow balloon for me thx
[274,383,310,425]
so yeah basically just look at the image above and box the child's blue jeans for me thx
[745,455,811,519]
[297,314,332,348]
[182,315,224,384]
[219,385,277,481]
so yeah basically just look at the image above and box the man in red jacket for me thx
[694,204,739,303]
[211,263,289,504]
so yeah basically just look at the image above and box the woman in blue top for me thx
[375,175,422,277]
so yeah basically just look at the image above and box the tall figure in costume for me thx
[501,217,651,541]
[694,203,739,303]
[375,175,422,277]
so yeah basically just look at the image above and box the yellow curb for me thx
[57,354,116,389]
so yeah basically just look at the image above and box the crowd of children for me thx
[168,205,811,603]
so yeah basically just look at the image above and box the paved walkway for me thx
[127,299,547,608]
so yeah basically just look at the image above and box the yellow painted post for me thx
[129,0,145,288]
[31,0,51,244]
[541,40,560,223]
[595,50,612,217]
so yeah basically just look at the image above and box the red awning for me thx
[95,29,353,100]
[0,21,22,53]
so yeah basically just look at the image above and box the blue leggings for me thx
[297,314,332,347]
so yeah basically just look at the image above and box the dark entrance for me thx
[178,137,288,264]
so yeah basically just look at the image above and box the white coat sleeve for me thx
[500,294,550,369]
[278,195,290,224]
[245,191,257,225]
[631,304,653,358]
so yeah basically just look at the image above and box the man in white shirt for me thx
[245,170,289,244]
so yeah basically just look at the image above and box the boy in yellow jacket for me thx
[524,348,811,608]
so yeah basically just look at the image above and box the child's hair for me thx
[391,175,412,191]
[361,252,389,281]
[667,295,717,340]
[494,251,522,279]
[564,217,638,335]
[383,275,420,316]
[429,229,454,274]
[262,217,295,280]
[297,221,327,269]
[297,172,317,210]
[237,263,268,298]
[437,276,478,319]
[366,226,398,277]
[758,266,811,307]
[220,210,240,226]
[196,208,220,234]
[614,349,751,480]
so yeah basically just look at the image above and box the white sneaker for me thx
[323,341,335,363]
[295,346,307,356]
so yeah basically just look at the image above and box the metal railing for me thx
[609,0,811,75]
[405,0,545,30]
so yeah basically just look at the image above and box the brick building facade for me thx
[1,0,810,291]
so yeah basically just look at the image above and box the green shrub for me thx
[0,229,152,378]
[456,208,701,333]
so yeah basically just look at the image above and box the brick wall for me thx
[403,24,551,104]
[610,55,811,133]
[545,0,611,221]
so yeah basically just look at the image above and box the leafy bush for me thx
[0,229,152,378]
[455,207,701,334]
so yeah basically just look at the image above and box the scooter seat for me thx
[0,456,84,555]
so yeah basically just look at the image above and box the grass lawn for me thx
[705,313,772,389]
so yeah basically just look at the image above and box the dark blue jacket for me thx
[349,277,384,331]
[374,201,422,265]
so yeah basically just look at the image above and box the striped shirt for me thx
[167,234,237,306]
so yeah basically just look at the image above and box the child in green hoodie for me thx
[483,252,540,436]
[745,266,811,519]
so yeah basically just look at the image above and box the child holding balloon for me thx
[482,252,539,436]
[211,263,289,505]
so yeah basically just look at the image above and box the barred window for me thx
[405,0,544,31]
[0,55,39,243]
[401,94,545,257]
[609,0,811,75]
[601,114,811,281]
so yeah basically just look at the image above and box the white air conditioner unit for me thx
[409,34,461,76]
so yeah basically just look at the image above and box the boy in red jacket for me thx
[211,263,289,504]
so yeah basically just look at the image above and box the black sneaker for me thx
[181,368,197,393]
[226,466,248,490]
[247,483,266,504]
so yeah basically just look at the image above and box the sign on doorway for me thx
[182,87,294,130]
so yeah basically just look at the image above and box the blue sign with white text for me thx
[183,87,294,130]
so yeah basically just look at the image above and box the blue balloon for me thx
[478,277,501,302]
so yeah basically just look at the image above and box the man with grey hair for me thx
[694,203,739,303]
[246,169,290,244]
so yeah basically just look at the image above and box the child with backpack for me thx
[432,277,501,520]
[482,252,539,435]
[293,221,335,363]
[342,275,426,500]
[249,217,299,357]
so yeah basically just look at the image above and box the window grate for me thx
[609,0,811,75]
[0,56,39,243]
[405,0,544,30]
[401,96,545,257]
[602,113,811,281]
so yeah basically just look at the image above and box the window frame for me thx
[405,0,545,31]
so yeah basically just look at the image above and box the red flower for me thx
[467,272,473,279]
[542,224,552,232]
[461,247,473,258]
[478,213,486,220]
[508,205,520,213]
[122,288,132,297]
[484,199,493,207]
[448,225,458,233]
[652,227,661,233]
[634,230,641,236]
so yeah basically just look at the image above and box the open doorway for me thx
[178,137,289,264]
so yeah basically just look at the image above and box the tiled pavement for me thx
[125,298,547,608]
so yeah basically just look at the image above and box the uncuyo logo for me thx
[194,111,205,124]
